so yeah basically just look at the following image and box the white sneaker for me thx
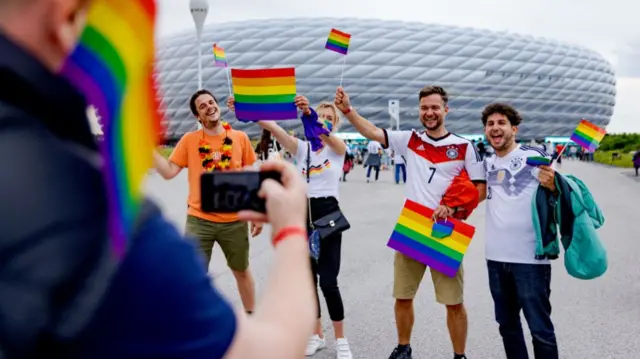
[305,335,326,356]
[336,338,353,359]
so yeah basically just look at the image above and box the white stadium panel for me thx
[156,18,616,140]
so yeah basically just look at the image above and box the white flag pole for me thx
[339,55,346,87]
[225,67,232,96]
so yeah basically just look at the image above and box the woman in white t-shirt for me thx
[227,96,352,359]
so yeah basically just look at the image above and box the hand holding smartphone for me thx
[201,170,282,213]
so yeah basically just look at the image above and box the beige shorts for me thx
[393,251,464,305]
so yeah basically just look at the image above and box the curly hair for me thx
[481,103,523,126]
[418,86,448,105]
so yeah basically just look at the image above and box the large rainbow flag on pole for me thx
[570,119,606,152]
[60,0,163,260]
[231,68,298,121]
[388,199,476,278]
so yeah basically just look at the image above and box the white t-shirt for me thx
[367,140,382,154]
[393,151,405,164]
[484,144,552,265]
[385,130,485,209]
[294,138,345,199]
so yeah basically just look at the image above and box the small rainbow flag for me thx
[570,119,606,152]
[231,68,297,121]
[325,28,351,55]
[60,0,163,259]
[213,44,227,68]
[526,156,551,167]
[387,199,476,278]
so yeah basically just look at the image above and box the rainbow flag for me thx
[570,119,606,152]
[231,68,297,121]
[325,28,351,55]
[526,156,551,167]
[387,199,476,278]
[213,44,227,68]
[60,0,163,259]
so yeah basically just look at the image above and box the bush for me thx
[598,133,640,152]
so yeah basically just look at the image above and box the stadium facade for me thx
[156,18,616,140]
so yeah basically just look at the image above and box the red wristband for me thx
[272,226,307,247]
[341,106,352,115]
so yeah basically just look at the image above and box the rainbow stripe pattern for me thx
[325,28,351,55]
[526,156,551,167]
[570,119,606,152]
[60,0,162,259]
[231,68,297,121]
[387,199,476,278]
[213,44,227,67]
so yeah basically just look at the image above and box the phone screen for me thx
[200,171,282,213]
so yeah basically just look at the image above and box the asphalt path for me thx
[144,160,639,359]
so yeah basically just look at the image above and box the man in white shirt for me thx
[482,103,558,359]
[335,86,486,359]
[365,140,383,182]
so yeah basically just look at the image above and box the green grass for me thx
[158,146,174,159]
[594,150,635,168]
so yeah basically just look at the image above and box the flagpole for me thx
[550,142,570,166]
[339,55,346,87]
[225,67,232,96]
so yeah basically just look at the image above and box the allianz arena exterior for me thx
[156,18,616,140]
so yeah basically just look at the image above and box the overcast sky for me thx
[157,0,639,133]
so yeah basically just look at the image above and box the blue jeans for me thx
[394,163,406,184]
[366,165,379,180]
[487,260,558,359]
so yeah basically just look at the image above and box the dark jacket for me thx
[0,33,113,358]
[533,173,574,260]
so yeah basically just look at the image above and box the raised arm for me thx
[334,87,387,146]
[227,96,299,156]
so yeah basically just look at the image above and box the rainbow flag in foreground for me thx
[213,44,227,67]
[231,68,297,121]
[570,119,606,152]
[325,28,351,55]
[61,0,163,259]
[388,199,476,278]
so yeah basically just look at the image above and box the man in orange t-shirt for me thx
[153,89,260,314]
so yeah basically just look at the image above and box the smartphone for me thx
[200,170,282,213]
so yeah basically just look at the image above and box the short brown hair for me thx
[418,86,448,105]
[482,103,523,126]
[189,89,218,116]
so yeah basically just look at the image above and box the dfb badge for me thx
[446,147,459,160]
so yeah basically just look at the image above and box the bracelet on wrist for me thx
[341,106,352,115]
[272,226,307,247]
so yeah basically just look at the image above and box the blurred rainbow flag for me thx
[60,0,163,259]
[387,199,476,278]
[325,28,351,55]
[231,68,297,121]
[213,44,227,67]
[570,119,606,152]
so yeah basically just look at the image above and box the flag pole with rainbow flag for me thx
[553,119,607,164]
[325,28,351,87]
[60,0,164,260]
[213,43,232,96]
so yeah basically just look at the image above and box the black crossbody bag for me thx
[306,142,351,239]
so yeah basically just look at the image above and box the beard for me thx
[420,115,443,131]
[489,131,514,152]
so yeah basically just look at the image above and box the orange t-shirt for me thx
[169,128,257,223]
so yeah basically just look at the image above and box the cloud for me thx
[607,78,640,134]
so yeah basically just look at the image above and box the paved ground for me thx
[144,160,639,359]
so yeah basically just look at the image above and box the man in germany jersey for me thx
[335,85,486,359]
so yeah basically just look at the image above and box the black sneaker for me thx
[388,345,412,359]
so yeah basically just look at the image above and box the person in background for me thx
[342,148,355,182]
[255,128,283,162]
[153,89,262,315]
[633,149,640,177]
[365,139,382,182]
[228,96,354,359]
[476,141,487,160]
[0,1,316,358]
[393,150,406,184]
[482,103,559,359]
